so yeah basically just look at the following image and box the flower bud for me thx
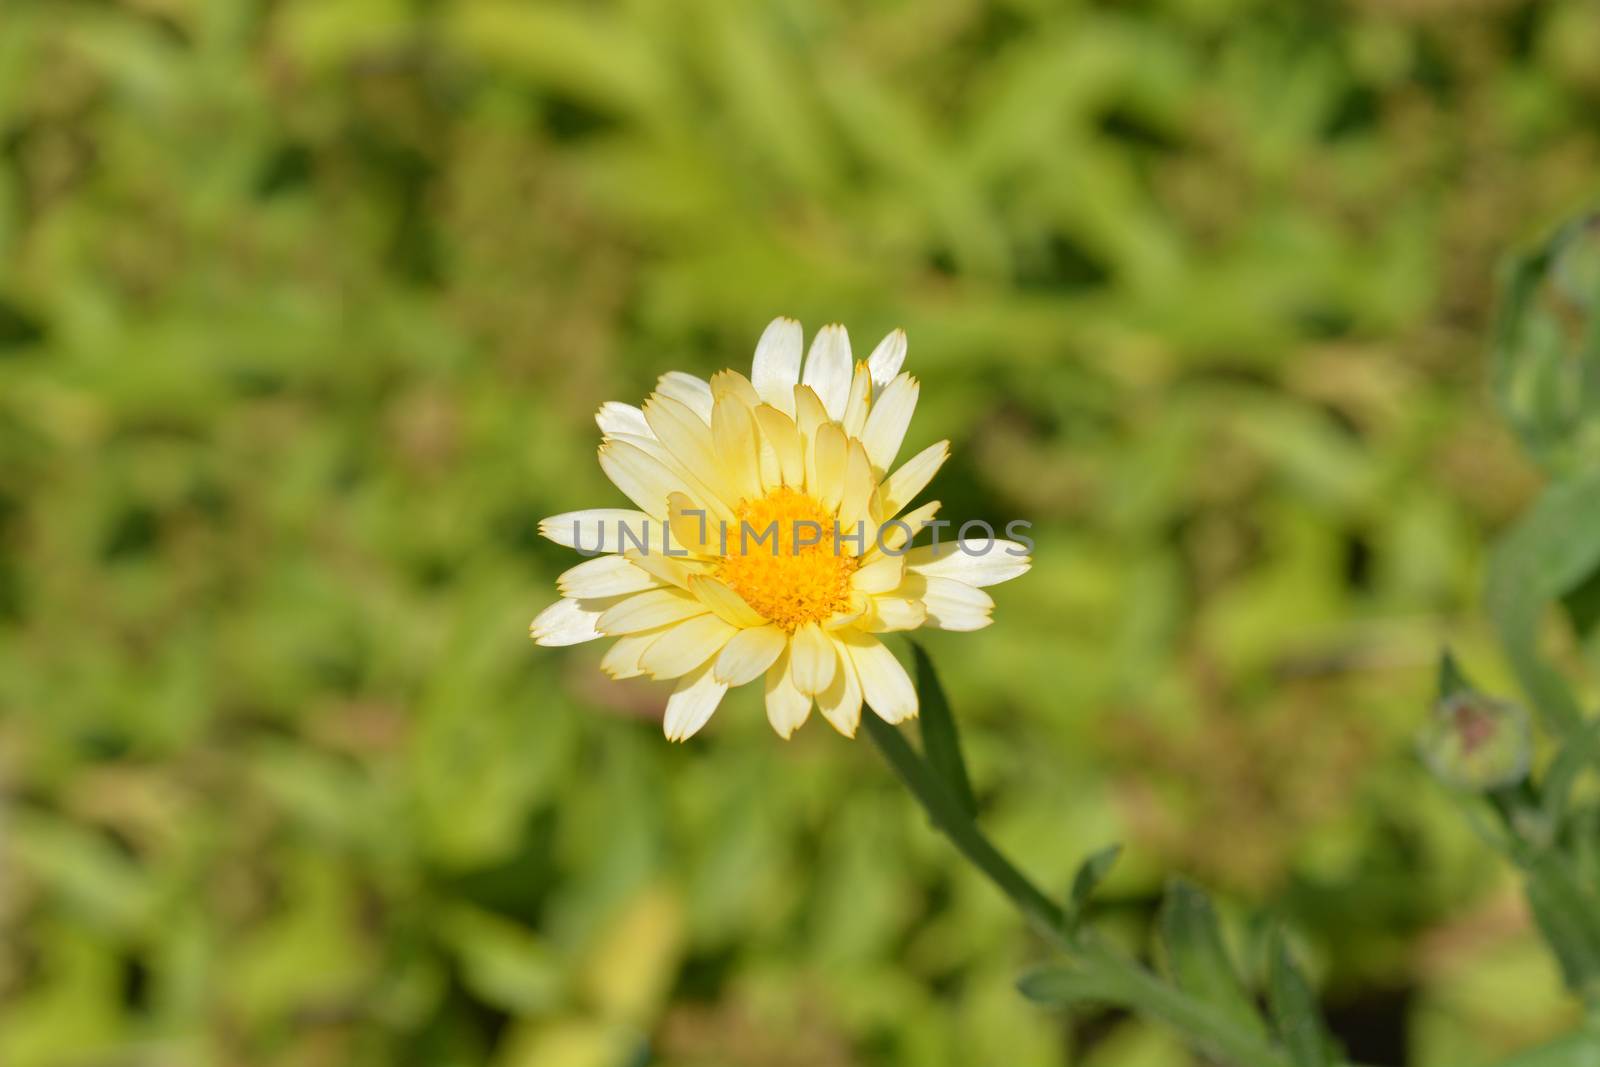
[1419,690,1532,792]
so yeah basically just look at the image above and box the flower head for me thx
[531,318,1031,741]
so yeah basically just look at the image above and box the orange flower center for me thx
[715,487,859,632]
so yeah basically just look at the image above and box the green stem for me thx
[861,714,1292,1067]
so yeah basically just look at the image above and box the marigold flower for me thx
[531,319,1030,740]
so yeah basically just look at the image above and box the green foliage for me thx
[1267,931,1337,1067]
[2,0,1600,1064]
[1159,880,1265,1041]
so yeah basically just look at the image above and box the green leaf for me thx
[911,641,978,819]
[1159,880,1266,1039]
[1524,853,1600,998]
[1266,930,1334,1067]
[1016,965,1127,1008]
[1485,471,1600,737]
[1066,843,1122,929]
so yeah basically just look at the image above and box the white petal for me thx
[876,440,949,516]
[751,317,803,414]
[906,539,1032,587]
[657,371,713,422]
[763,648,812,739]
[839,631,918,723]
[539,509,654,553]
[558,555,660,598]
[530,598,604,646]
[597,587,711,634]
[818,636,863,736]
[596,401,652,438]
[639,613,738,679]
[859,373,919,475]
[714,624,787,685]
[663,661,729,741]
[789,622,837,696]
[866,328,907,388]
[916,575,995,631]
[801,324,852,420]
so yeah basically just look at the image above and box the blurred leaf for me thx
[912,641,978,819]
[1016,964,1125,1008]
[1486,470,1600,736]
[1523,853,1600,999]
[440,906,565,1015]
[1159,880,1265,1039]
[1266,931,1334,1067]
[1066,843,1122,930]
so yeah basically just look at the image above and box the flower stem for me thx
[861,714,1293,1067]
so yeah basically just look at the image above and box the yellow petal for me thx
[597,587,710,635]
[763,647,811,739]
[852,554,905,595]
[838,630,918,723]
[644,394,718,478]
[789,622,837,696]
[836,438,876,537]
[600,627,671,679]
[714,624,787,685]
[841,362,872,438]
[859,372,918,475]
[639,614,738,679]
[818,635,863,737]
[688,575,768,628]
[709,368,761,407]
[875,440,949,516]
[862,596,927,633]
[558,555,661,599]
[810,423,848,511]
[711,395,763,504]
[663,661,729,741]
[752,403,805,488]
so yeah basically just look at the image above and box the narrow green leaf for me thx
[1266,930,1334,1067]
[1066,843,1122,928]
[911,641,978,819]
[1016,965,1127,1008]
[1160,880,1266,1039]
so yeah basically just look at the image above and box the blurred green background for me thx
[2,1,1599,1064]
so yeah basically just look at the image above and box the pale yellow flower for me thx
[531,319,1031,741]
